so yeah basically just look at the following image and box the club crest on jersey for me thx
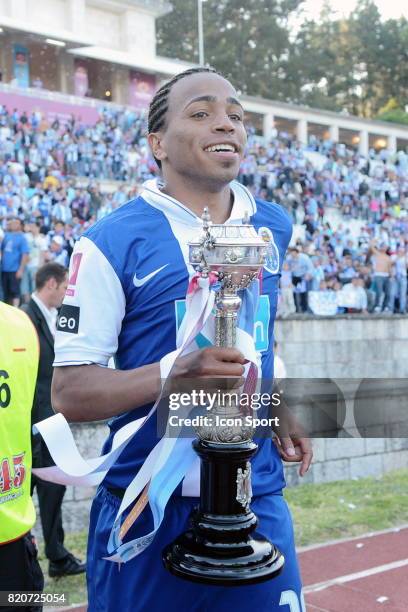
[258,227,279,274]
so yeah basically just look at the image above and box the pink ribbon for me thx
[187,271,219,295]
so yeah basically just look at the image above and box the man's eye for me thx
[192,111,208,119]
[230,114,243,121]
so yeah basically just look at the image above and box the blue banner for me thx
[13,45,30,88]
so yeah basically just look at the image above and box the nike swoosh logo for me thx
[133,264,168,287]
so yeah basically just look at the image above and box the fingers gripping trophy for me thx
[163,209,285,585]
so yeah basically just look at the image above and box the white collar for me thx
[32,293,58,336]
[140,178,256,225]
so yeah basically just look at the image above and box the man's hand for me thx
[15,269,23,280]
[173,347,245,378]
[171,347,246,394]
[272,402,313,477]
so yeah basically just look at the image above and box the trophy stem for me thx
[214,290,240,348]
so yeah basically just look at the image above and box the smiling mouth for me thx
[203,143,238,153]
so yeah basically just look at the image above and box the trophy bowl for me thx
[188,210,267,289]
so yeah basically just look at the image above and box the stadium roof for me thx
[0,18,94,48]
[93,0,171,16]
[68,46,194,77]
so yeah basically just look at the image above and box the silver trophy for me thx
[163,209,285,585]
[189,207,266,443]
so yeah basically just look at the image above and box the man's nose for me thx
[213,113,235,132]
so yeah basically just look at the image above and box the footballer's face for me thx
[150,73,247,189]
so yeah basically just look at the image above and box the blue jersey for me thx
[54,179,292,497]
[1,231,29,272]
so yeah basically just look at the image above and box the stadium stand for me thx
[1,101,408,314]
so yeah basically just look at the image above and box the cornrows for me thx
[148,66,219,168]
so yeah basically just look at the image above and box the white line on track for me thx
[304,557,408,593]
[297,524,408,553]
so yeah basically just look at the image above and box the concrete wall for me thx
[275,313,408,379]
[276,314,408,484]
[33,316,408,534]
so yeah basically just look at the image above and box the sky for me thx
[300,0,408,21]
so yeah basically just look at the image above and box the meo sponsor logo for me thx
[57,305,80,334]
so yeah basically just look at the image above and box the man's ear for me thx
[148,132,167,164]
[47,277,57,290]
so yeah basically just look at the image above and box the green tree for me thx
[379,18,408,109]
[157,0,304,99]
[348,0,386,116]
[157,0,408,120]
[376,99,408,126]
[292,11,358,113]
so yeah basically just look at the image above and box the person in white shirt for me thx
[21,222,48,303]
[44,236,69,268]
[342,276,368,313]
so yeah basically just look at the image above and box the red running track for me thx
[300,526,408,611]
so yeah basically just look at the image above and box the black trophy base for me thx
[163,439,285,586]
[163,529,284,586]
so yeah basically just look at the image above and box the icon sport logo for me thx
[258,227,280,274]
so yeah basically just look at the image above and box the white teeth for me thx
[204,144,236,152]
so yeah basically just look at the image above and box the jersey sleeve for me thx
[54,236,126,367]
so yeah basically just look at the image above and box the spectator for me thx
[370,241,393,312]
[277,261,296,317]
[287,247,314,313]
[393,246,407,314]
[1,217,29,306]
[44,235,69,267]
[341,276,368,313]
[21,221,47,303]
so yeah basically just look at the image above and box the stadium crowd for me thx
[1,102,408,315]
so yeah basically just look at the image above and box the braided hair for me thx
[148,66,220,168]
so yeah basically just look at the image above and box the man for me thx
[21,263,86,578]
[277,261,296,317]
[0,301,44,610]
[393,245,407,314]
[1,216,29,306]
[287,246,314,312]
[21,222,47,304]
[52,68,312,611]
[338,254,357,286]
[44,236,69,268]
[371,241,392,312]
[340,276,368,313]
